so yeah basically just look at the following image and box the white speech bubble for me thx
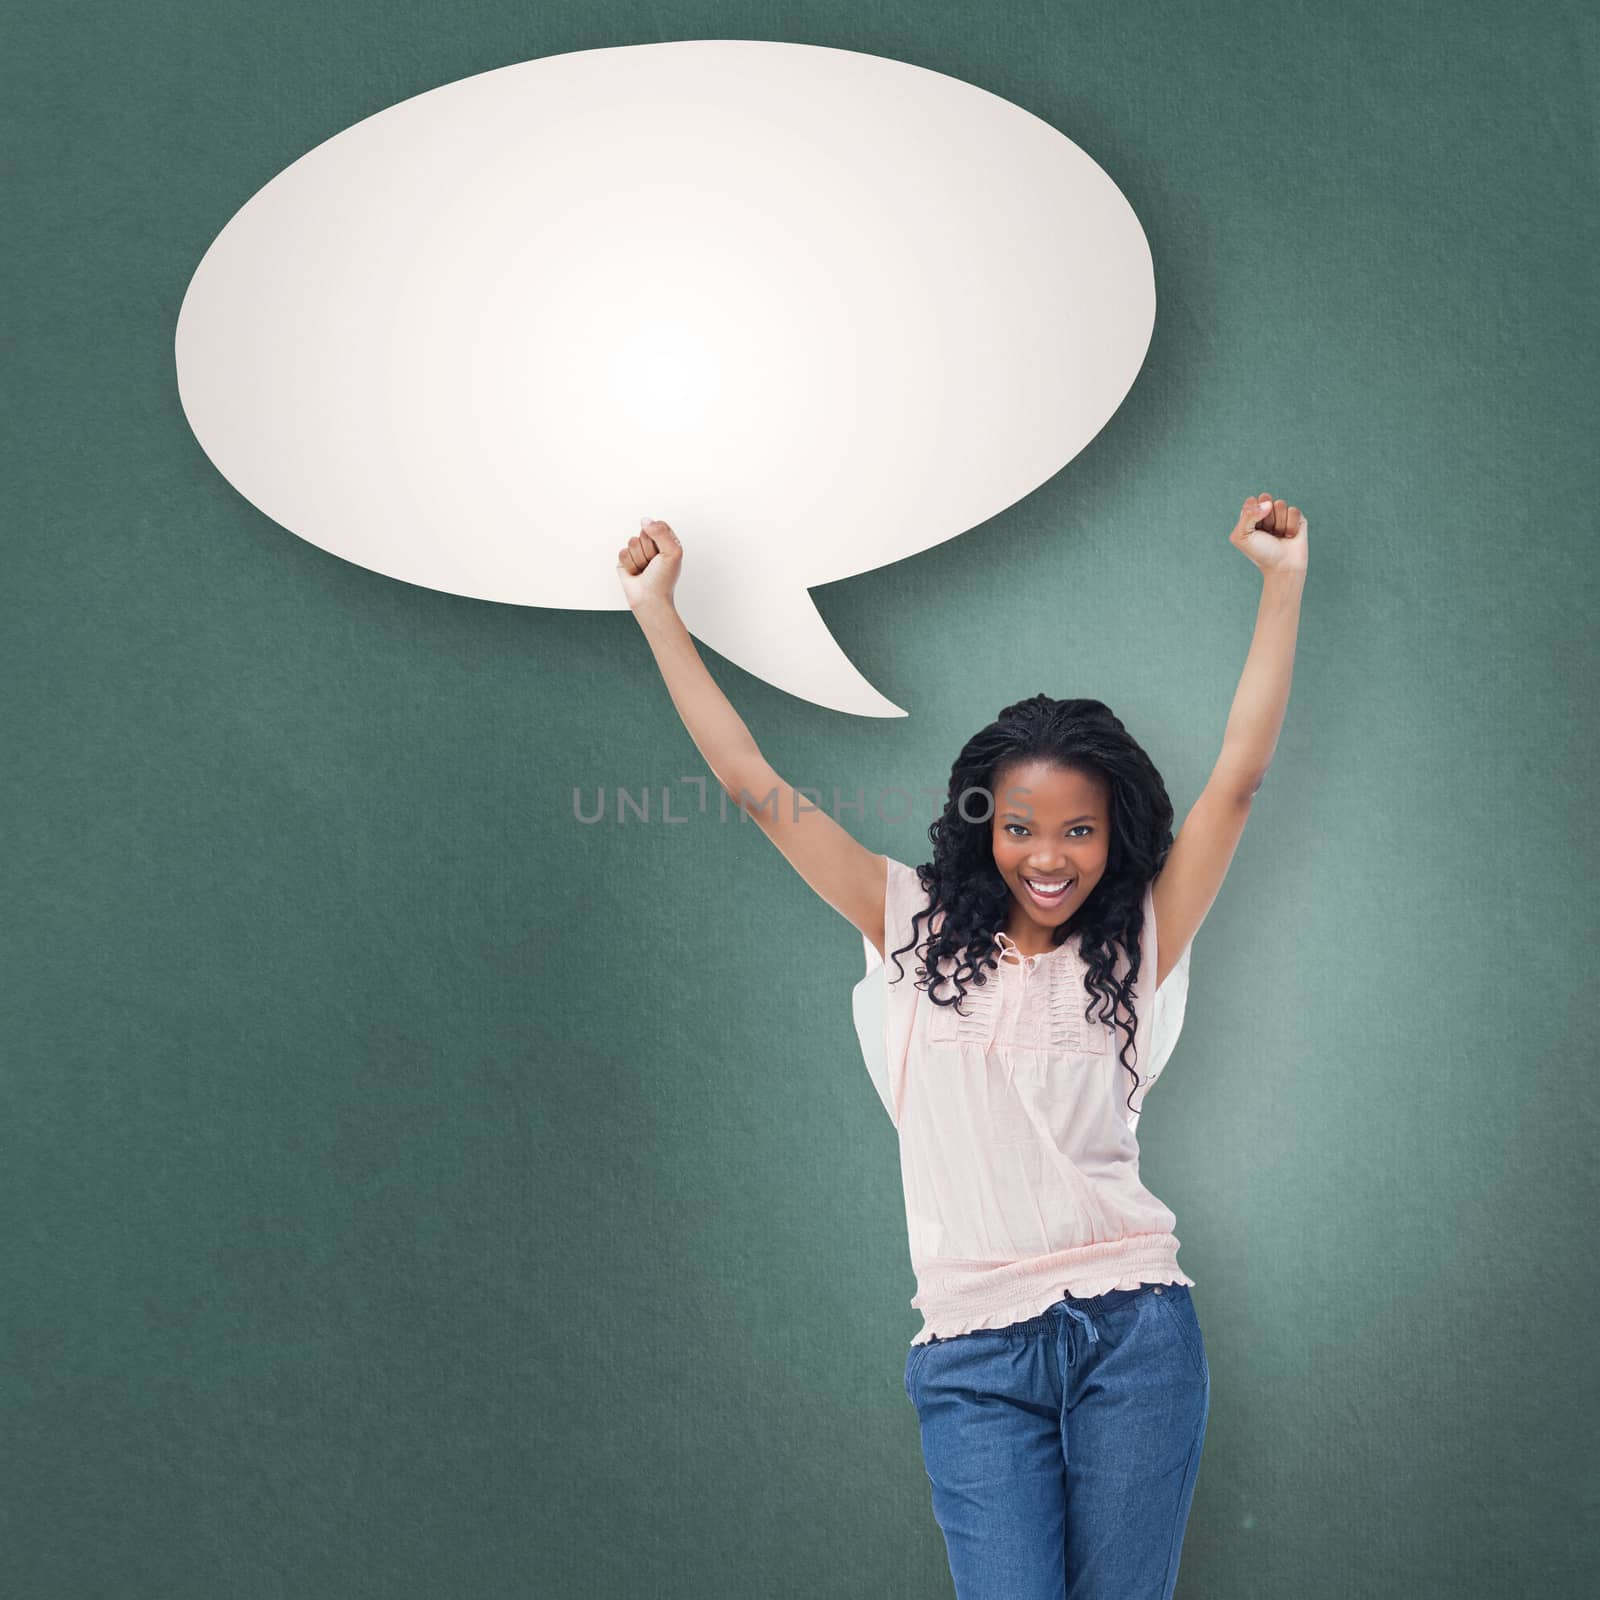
[175,41,1153,717]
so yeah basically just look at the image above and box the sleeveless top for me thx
[851,855,1196,1346]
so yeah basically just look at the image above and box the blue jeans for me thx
[904,1281,1210,1599]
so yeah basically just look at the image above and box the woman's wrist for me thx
[630,594,680,630]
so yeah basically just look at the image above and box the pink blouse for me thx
[852,855,1196,1346]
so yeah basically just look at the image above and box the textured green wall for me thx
[5,2,1596,1596]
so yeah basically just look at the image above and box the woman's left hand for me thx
[1229,493,1309,577]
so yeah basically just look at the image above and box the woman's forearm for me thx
[1219,569,1305,792]
[631,598,767,791]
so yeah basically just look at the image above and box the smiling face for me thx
[989,759,1112,953]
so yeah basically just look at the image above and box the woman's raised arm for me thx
[618,519,888,959]
[1151,493,1308,987]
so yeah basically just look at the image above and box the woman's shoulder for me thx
[883,855,942,933]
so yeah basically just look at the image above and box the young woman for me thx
[617,495,1307,1600]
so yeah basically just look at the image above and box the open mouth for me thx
[1022,876,1075,908]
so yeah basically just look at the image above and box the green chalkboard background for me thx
[5,2,1596,1596]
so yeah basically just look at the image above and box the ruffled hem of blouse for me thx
[909,1267,1197,1345]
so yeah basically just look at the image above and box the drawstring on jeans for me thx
[1061,1302,1099,1347]
[1054,1298,1100,1382]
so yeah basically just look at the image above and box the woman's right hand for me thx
[616,517,684,612]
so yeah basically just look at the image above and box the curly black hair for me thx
[886,694,1176,1117]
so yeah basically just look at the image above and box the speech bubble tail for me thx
[675,573,906,719]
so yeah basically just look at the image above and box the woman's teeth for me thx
[1024,877,1074,905]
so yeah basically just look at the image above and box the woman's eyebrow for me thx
[1002,812,1097,824]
